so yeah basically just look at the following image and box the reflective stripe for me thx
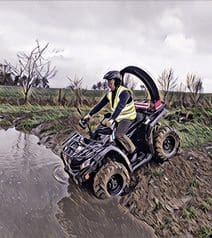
[107,85,136,122]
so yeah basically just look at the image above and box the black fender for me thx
[147,108,168,154]
[120,66,160,103]
[100,145,133,173]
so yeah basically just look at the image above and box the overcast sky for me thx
[0,1,211,92]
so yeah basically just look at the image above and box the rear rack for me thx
[135,99,165,112]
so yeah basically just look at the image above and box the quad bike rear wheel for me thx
[93,161,130,199]
[154,126,180,161]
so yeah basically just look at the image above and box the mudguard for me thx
[120,66,160,103]
[100,144,133,173]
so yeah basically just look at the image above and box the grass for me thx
[206,197,212,206]
[0,85,211,106]
[162,108,212,148]
[0,85,103,103]
[199,197,212,212]
[186,177,199,196]
[0,86,211,148]
[150,168,163,178]
[0,104,73,119]
[182,206,197,219]
[0,104,211,148]
[197,226,212,238]
[0,118,13,128]
[0,103,78,131]
[200,202,210,212]
[0,85,23,98]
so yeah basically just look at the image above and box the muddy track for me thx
[29,119,212,238]
[1,114,212,237]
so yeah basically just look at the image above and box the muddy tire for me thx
[154,126,180,160]
[93,161,130,199]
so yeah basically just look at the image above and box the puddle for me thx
[0,128,156,238]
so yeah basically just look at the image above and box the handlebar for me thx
[79,118,89,129]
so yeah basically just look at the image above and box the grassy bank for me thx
[0,103,211,148]
[0,104,78,131]
[161,108,212,148]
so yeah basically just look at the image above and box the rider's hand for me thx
[84,113,91,121]
[102,118,114,127]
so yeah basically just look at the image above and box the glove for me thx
[102,118,114,127]
[84,113,91,121]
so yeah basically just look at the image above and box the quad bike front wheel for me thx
[93,161,130,199]
[154,126,180,161]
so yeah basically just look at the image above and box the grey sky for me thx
[0,1,211,92]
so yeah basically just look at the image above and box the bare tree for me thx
[102,81,108,91]
[123,73,137,90]
[92,84,97,90]
[0,64,14,85]
[139,84,148,99]
[186,73,203,106]
[96,81,102,90]
[158,68,178,103]
[5,40,57,103]
[175,82,187,108]
[92,81,107,91]
[67,75,84,107]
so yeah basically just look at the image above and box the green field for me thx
[0,86,211,148]
[0,85,101,105]
[0,85,211,104]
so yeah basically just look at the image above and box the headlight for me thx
[76,145,83,152]
[80,159,91,170]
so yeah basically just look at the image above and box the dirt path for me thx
[120,149,212,237]
[29,120,212,238]
[1,114,211,237]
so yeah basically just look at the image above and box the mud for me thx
[29,118,212,237]
[120,149,212,237]
[56,181,155,238]
[1,115,212,237]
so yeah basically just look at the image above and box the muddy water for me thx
[0,128,156,238]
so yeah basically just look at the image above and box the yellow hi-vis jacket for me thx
[107,85,137,122]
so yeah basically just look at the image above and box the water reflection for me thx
[56,181,156,238]
[0,128,156,238]
[0,128,67,238]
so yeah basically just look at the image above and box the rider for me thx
[84,70,137,159]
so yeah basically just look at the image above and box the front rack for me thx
[62,132,106,163]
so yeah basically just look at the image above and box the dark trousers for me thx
[115,119,136,154]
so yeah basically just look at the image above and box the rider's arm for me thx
[110,90,131,121]
[89,95,109,116]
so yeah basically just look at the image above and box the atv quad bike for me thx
[61,66,180,199]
